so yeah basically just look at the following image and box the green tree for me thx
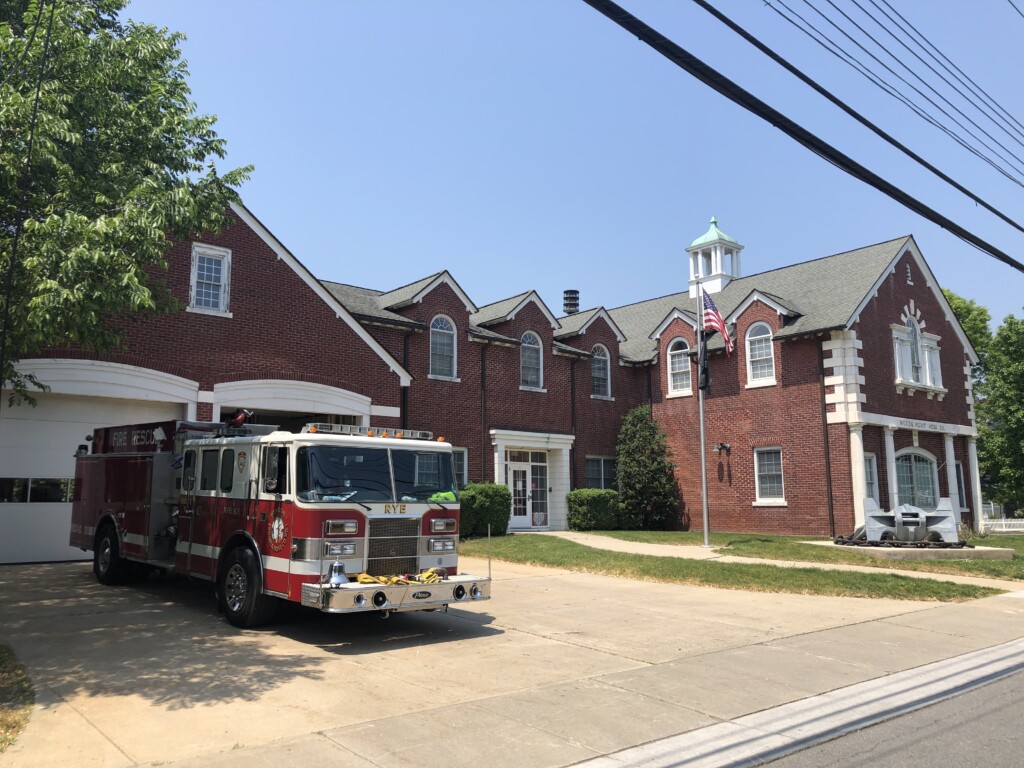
[1,0,250,401]
[976,315,1024,511]
[942,289,992,372]
[615,404,680,529]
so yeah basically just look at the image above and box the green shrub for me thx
[459,482,511,537]
[567,489,622,531]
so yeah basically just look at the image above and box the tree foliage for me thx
[615,404,680,529]
[977,315,1024,511]
[942,288,992,372]
[0,0,250,401]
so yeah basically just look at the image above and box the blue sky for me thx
[125,1,1024,329]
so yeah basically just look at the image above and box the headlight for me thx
[428,537,456,553]
[324,541,357,558]
[326,520,358,535]
[431,518,457,533]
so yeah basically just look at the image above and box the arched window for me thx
[895,450,938,509]
[429,315,456,378]
[746,322,775,385]
[520,332,542,388]
[906,317,923,383]
[667,338,691,394]
[591,344,610,397]
[892,307,942,392]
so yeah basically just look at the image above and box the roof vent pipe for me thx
[563,289,579,315]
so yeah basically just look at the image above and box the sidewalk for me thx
[2,546,1022,768]
[543,530,1024,591]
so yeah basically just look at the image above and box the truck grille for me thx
[366,518,419,577]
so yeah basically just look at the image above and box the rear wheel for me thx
[218,547,277,628]
[94,524,126,585]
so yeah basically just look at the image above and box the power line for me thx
[868,0,1024,146]
[578,0,1024,275]
[686,0,1024,238]
[794,0,1024,181]
[767,0,1024,190]
[1009,0,1024,21]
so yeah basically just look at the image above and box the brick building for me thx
[0,206,980,562]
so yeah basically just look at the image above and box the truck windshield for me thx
[295,445,458,503]
[392,448,458,502]
[296,446,391,502]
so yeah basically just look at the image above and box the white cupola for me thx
[686,216,743,298]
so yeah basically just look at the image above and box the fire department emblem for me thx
[237,451,247,473]
[269,509,288,552]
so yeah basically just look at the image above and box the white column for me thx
[884,427,898,511]
[968,437,983,532]
[849,424,867,528]
[944,433,958,510]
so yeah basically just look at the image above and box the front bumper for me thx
[300,573,491,613]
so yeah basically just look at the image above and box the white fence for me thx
[980,501,1024,533]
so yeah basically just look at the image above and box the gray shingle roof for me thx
[605,236,911,362]
[320,281,424,329]
[377,273,444,309]
[471,292,532,327]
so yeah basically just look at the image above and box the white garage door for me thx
[0,393,184,563]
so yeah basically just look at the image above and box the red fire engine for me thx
[70,417,491,627]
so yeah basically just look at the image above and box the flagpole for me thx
[697,282,711,548]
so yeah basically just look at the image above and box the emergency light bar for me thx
[301,423,438,441]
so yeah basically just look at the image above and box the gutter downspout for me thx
[569,358,578,488]
[401,331,411,429]
[481,344,488,484]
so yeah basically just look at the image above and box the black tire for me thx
[94,524,126,585]
[218,547,277,628]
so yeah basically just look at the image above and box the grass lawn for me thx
[459,534,1002,601]
[0,645,33,753]
[591,530,1024,582]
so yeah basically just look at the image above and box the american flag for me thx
[701,288,733,354]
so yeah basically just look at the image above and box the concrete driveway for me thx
[2,556,1022,767]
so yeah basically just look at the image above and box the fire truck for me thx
[70,416,491,627]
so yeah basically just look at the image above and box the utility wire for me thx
[814,0,1024,171]
[0,0,57,406]
[1009,0,1024,21]
[874,0,1024,145]
[796,0,1024,181]
[686,0,1024,237]
[578,0,1024,275]
[767,0,1024,190]
[0,0,46,89]
[851,0,1024,150]
[867,0,1024,147]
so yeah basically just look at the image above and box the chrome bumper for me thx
[300,574,491,613]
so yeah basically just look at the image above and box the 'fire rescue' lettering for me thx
[110,428,159,449]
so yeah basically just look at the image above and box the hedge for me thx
[459,482,512,537]
[567,488,622,531]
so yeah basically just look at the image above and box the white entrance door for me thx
[508,462,531,530]
[506,453,549,529]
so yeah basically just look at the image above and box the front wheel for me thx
[218,547,277,628]
[94,524,126,585]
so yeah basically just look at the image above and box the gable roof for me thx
[378,271,478,313]
[553,307,627,343]
[471,291,560,330]
[608,236,914,362]
[320,281,425,330]
[228,202,413,386]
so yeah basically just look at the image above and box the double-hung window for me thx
[746,323,775,386]
[754,447,785,504]
[189,243,232,316]
[585,457,617,489]
[591,345,611,398]
[429,316,457,379]
[668,339,691,395]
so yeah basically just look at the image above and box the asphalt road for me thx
[764,670,1024,768]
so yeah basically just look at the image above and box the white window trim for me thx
[955,461,967,511]
[891,322,946,400]
[864,452,880,505]
[188,243,233,318]
[452,448,468,487]
[591,344,612,398]
[585,455,617,489]
[894,447,940,511]
[754,446,786,505]
[429,314,458,380]
[745,322,776,388]
[520,331,544,390]
[667,338,693,397]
